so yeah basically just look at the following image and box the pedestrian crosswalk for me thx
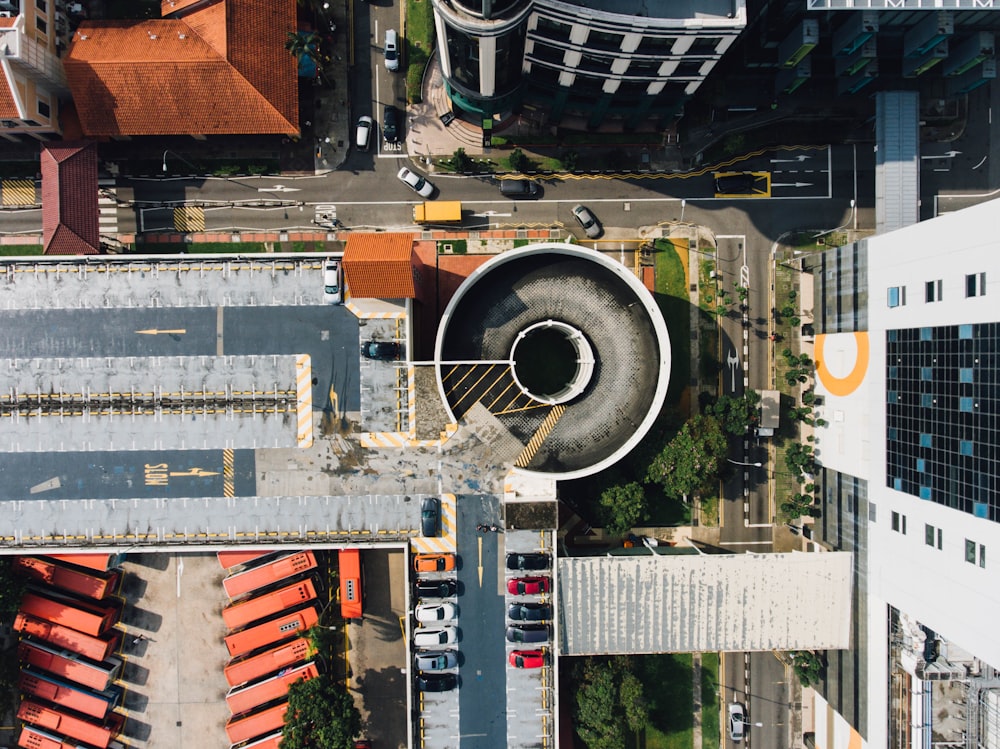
[98,179,118,237]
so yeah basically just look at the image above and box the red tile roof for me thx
[63,0,298,136]
[343,234,418,299]
[41,142,100,256]
[0,17,19,118]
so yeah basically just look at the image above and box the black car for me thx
[714,171,758,195]
[506,552,550,571]
[507,602,551,621]
[421,497,440,537]
[505,623,549,643]
[415,579,457,598]
[383,105,399,143]
[417,672,458,692]
[361,340,401,360]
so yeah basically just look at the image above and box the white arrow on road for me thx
[727,350,741,394]
[920,150,961,160]
[771,182,813,188]
[258,185,301,192]
[473,211,512,217]
[769,154,810,163]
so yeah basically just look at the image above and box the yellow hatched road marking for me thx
[2,179,36,205]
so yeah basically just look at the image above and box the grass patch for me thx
[438,239,466,255]
[0,245,44,256]
[513,239,530,248]
[641,654,693,749]
[701,654,720,749]
[653,238,691,406]
[699,495,719,526]
[135,242,268,254]
[404,0,434,103]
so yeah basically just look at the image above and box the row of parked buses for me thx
[11,553,129,749]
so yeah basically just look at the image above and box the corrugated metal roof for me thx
[875,91,919,234]
[343,233,417,299]
[557,552,852,655]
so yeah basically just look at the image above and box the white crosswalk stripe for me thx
[98,179,118,237]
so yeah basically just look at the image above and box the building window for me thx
[887,286,905,307]
[924,524,934,546]
[869,503,877,522]
[966,272,986,297]
[37,99,50,119]
[636,36,675,55]
[937,529,943,549]
[688,36,723,55]
[587,29,623,52]
[980,544,986,568]
[674,60,704,78]
[534,16,571,44]
[892,511,905,533]
[925,279,942,302]
[36,0,47,10]
[36,16,47,34]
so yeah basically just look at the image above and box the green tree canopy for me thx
[572,658,648,749]
[704,391,761,436]
[599,482,645,537]
[281,673,362,749]
[646,414,729,498]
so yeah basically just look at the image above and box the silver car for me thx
[415,651,459,671]
[571,204,602,239]
[323,259,342,304]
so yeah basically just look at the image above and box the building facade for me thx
[807,199,1000,748]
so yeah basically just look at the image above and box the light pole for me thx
[728,458,763,468]
[680,198,686,223]
[812,199,855,240]
[162,149,199,175]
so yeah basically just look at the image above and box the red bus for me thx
[224,638,312,687]
[18,699,124,749]
[223,552,318,600]
[46,553,125,572]
[19,668,122,721]
[225,702,288,744]
[19,641,123,692]
[15,558,121,601]
[339,549,362,620]
[15,613,121,662]
[235,732,284,749]
[222,579,318,631]
[18,724,97,749]
[218,550,276,571]
[21,592,118,638]
[226,661,318,715]
[225,605,319,659]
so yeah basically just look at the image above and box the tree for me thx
[646,414,729,498]
[281,673,362,749]
[285,31,321,65]
[705,391,761,436]
[790,650,823,687]
[572,658,648,749]
[599,482,645,537]
[508,148,530,172]
[451,148,472,173]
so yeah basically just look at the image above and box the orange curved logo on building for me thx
[814,332,869,397]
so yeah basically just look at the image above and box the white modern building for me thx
[806,198,1000,748]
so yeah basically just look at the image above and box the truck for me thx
[413,201,462,224]
[757,389,780,437]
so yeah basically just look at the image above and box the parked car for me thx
[571,204,602,238]
[323,259,342,304]
[415,651,459,671]
[505,624,549,643]
[506,576,549,595]
[398,167,435,198]
[714,171,758,195]
[413,626,457,647]
[499,179,540,199]
[728,702,746,742]
[415,579,457,598]
[414,554,455,573]
[361,340,401,360]
[505,552,549,571]
[384,28,399,71]
[421,496,440,537]
[507,602,551,621]
[416,602,457,623]
[417,672,457,692]
[509,649,545,669]
[383,105,399,143]
[354,741,372,749]
[355,115,373,151]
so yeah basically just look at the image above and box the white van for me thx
[384,29,399,71]
[355,115,373,151]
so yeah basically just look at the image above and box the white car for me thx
[728,702,746,742]
[323,259,342,304]
[413,626,457,647]
[397,167,435,198]
[355,116,373,151]
[571,204,602,239]
[384,29,399,71]
[415,602,457,623]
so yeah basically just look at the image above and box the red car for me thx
[507,576,550,595]
[509,649,545,669]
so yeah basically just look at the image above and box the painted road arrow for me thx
[920,150,961,160]
[478,536,484,587]
[771,182,813,188]
[769,155,810,163]
[169,468,221,477]
[258,185,301,192]
[136,328,187,335]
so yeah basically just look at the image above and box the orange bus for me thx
[235,732,284,749]
[18,699,124,749]
[18,724,98,749]
[226,661,318,715]
[21,592,118,637]
[223,552,318,600]
[15,558,121,601]
[46,553,125,572]
[339,549,362,620]
[19,668,123,721]
[225,605,319,659]
[225,702,288,744]
[19,641,123,692]
[224,638,312,687]
[222,579,318,632]
[15,613,121,662]
[218,550,276,571]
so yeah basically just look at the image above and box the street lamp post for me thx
[812,199,856,240]
[162,149,199,175]
[680,199,686,223]
[727,458,763,468]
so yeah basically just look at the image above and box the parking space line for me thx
[296,354,313,448]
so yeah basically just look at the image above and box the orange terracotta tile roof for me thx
[41,142,100,256]
[343,233,418,299]
[0,18,19,118]
[63,0,297,136]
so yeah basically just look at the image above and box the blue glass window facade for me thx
[886,323,1000,521]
